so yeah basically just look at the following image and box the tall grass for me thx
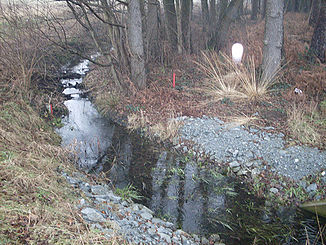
[195,51,281,102]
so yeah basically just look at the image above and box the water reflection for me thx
[57,58,115,170]
[103,126,233,235]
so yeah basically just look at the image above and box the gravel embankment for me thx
[176,116,326,181]
[61,172,215,245]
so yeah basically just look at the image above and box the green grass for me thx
[115,184,143,202]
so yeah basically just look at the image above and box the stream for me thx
[57,58,325,244]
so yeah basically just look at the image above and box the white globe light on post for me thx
[232,43,244,64]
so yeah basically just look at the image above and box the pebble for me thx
[270,188,279,194]
[306,183,318,193]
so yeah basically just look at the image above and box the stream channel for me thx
[57,58,324,244]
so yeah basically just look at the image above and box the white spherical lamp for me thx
[232,43,244,64]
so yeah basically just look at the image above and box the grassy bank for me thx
[0,101,112,244]
[0,1,115,243]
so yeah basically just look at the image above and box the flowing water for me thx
[57,58,325,244]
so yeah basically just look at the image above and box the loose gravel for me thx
[176,116,326,181]
[61,172,224,245]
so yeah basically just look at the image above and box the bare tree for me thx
[310,0,326,63]
[262,0,284,81]
[208,0,242,51]
[146,0,160,60]
[163,0,178,49]
[251,0,259,20]
[181,0,191,52]
[128,0,147,89]
[201,0,209,32]
[309,0,321,26]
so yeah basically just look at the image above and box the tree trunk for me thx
[262,0,284,82]
[209,0,217,37]
[238,0,244,18]
[201,0,209,32]
[251,0,259,20]
[309,0,321,26]
[209,0,242,51]
[262,0,267,18]
[181,0,191,52]
[309,0,326,63]
[163,0,178,49]
[146,0,160,60]
[128,0,147,89]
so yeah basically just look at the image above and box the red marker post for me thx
[172,72,176,88]
[50,104,53,115]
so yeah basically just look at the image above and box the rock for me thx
[209,234,220,242]
[81,207,106,223]
[77,198,87,208]
[140,205,154,215]
[140,211,153,220]
[233,166,241,173]
[158,232,171,243]
[229,161,240,168]
[237,169,248,176]
[270,188,279,194]
[245,161,254,168]
[66,176,81,186]
[321,176,326,185]
[306,183,318,192]
[91,185,110,195]
[201,237,210,245]
[251,168,260,178]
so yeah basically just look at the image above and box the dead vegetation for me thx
[86,13,325,148]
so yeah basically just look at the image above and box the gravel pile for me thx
[176,116,326,181]
[62,172,225,245]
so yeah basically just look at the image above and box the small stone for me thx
[294,159,299,163]
[201,237,210,245]
[90,223,103,231]
[233,166,241,173]
[90,185,110,195]
[306,183,318,192]
[81,207,106,222]
[232,150,239,158]
[229,161,240,168]
[66,176,81,186]
[251,168,260,178]
[279,150,287,155]
[140,211,153,220]
[245,161,254,168]
[299,180,307,189]
[264,126,275,130]
[158,232,171,243]
[209,234,220,242]
[237,169,248,176]
[78,198,86,208]
[270,188,279,194]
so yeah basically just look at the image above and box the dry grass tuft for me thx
[225,114,258,129]
[151,115,183,142]
[195,51,281,102]
[127,110,150,131]
[287,103,325,147]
